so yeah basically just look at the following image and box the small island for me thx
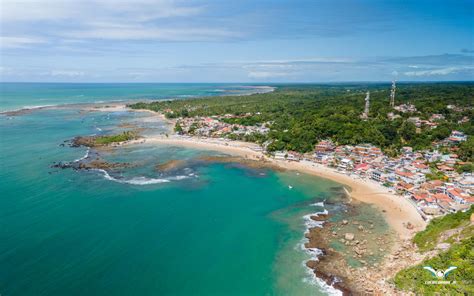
[72,131,139,147]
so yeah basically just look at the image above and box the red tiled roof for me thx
[434,193,451,202]
[398,182,414,190]
[355,163,369,171]
[414,163,428,169]
[396,170,415,177]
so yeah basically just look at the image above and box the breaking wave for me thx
[300,203,342,295]
[73,148,90,162]
[93,169,191,185]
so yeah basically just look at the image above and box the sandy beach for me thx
[134,134,426,239]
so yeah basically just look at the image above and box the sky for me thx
[0,0,473,82]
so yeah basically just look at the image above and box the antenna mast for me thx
[362,91,370,119]
[390,80,396,107]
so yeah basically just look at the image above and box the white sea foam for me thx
[122,176,171,185]
[299,238,342,295]
[302,263,343,296]
[22,104,56,110]
[93,169,193,185]
[170,175,188,181]
[311,201,325,207]
[299,205,342,296]
[73,148,90,162]
[302,209,328,230]
[1,104,57,114]
[303,214,325,230]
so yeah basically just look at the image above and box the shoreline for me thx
[133,135,426,238]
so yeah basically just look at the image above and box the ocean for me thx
[0,83,388,295]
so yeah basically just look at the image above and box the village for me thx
[171,95,472,222]
[285,132,472,221]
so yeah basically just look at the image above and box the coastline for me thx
[72,103,428,294]
[133,135,426,238]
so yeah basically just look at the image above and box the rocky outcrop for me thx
[155,159,186,172]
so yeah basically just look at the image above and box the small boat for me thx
[288,185,293,189]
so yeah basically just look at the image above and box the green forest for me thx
[129,83,473,160]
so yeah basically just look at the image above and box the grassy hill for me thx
[394,206,473,294]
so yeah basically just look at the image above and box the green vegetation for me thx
[456,162,474,174]
[458,137,474,162]
[394,236,474,295]
[73,131,138,147]
[129,83,473,155]
[93,131,138,145]
[426,165,447,181]
[414,206,473,252]
[394,206,473,294]
[174,122,183,133]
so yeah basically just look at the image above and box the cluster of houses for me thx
[406,115,443,129]
[175,115,270,138]
[393,103,417,113]
[271,130,473,220]
[172,110,472,221]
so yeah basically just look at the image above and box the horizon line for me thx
[1,80,474,84]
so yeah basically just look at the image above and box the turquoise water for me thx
[0,84,388,295]
[0,83,272,112]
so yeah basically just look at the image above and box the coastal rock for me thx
[155,159,186,172]
[342,220,349,225]
[358,225,364,231]
[311,214,328,221]
[344,233,355,241]
[306,260,318,269]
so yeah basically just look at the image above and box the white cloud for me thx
[247,71,292,79]
[0,0,202,22]
[48,70,86,77]
[403,67,463,76]
[0,36,47,48]
[0,0,228,46]
[61,24,239,41]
